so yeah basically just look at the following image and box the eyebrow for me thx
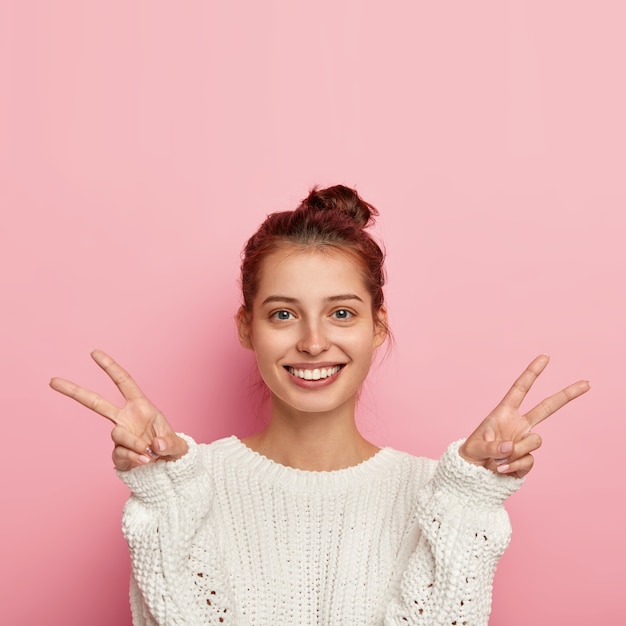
[261,294,365,306]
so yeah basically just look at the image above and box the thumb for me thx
[151,433,189,460]
[460,438,513,464]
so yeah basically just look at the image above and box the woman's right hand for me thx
[50,350,188,471]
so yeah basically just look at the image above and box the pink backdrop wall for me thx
[1,1,624,624]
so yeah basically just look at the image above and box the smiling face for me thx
[238,247,387,420]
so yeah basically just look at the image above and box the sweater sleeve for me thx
[117,434,239,626]
[384,440,523,626]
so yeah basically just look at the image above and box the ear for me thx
[236,306,254,350]
[373,306,389,348]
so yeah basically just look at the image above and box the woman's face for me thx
[239,247,387,418]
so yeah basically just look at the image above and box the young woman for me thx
[50,185,589,625]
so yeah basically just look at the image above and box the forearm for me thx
[119,434,236,624]
[385,441,523,626]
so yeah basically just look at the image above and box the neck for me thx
[242,397,379,471]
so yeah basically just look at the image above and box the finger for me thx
[91,350,145,402]
[498,433,542,466]
[111,425,155,457]
[49,377,120,423]
[497,453,534,478]
[524,379,591,428]
[499,354,550,410]
[112,445,152,471]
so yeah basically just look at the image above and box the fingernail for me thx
[497,464,510,473]
[138,455,151,464]
[146,446,159,459]
[156,439,166,452]
[500,442,513,455]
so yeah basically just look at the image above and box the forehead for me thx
[255,248,370,302]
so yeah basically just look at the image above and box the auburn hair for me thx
[240,185,387,318]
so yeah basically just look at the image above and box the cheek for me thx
[344,331,377,363]
[249,326,288,362]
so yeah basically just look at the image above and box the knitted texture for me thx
[119,436,522,625]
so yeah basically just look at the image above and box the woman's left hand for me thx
[458,355,590,478]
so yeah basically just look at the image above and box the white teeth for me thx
[288,366,341,380]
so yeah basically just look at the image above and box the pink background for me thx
[1,1,624,624]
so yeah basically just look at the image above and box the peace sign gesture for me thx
[50,350,188,471]
[459,355,590,478]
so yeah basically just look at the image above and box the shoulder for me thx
[381,447,438,491]
[195,435,242,468]
[197,435,241,454]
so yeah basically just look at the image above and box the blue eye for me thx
[273,310,293,321]
[333,309,352,320]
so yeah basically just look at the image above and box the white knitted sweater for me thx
[119,436,522,625]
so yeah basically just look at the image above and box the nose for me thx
[297,320,329,356]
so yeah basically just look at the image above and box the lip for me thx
[285,362,347,369]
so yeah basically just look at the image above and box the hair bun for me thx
[301,185,378,228]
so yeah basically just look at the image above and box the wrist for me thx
[434,440,524,508]
[458,441,485,467]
